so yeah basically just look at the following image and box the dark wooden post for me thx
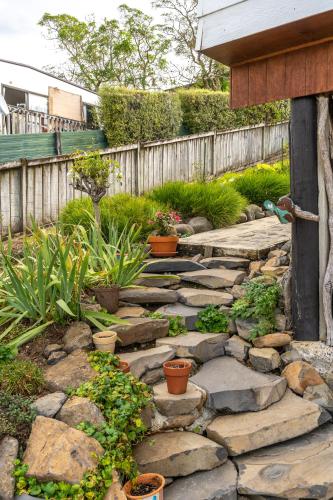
[290,96,319,341]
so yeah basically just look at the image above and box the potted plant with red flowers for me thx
[148,210,182,257]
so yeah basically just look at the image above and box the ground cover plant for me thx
[195,305,229,333]
[147,311,187,337]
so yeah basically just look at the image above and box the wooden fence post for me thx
[21,158,28,233]
[55,132,62,156]
[135,142,141,196]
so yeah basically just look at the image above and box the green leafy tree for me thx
[152,0,230,90]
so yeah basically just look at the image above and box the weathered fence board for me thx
[0,122,288,235]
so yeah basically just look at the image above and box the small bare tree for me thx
[70,151,121,227]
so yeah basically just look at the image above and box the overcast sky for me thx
[0,0,155,69]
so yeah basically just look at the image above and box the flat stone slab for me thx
[119,345,175,378]
[144,258,206,273]
[0,436,18,500]
[179,269,246,289]
[179,217,291,259]
[115,306,147,319]
[153,382,205,416]
[200,256,250,269]
[134,431,227,478]
[112,317,169,346]
[155,303,203,330]
[178,287,233,307]
[119,287,178,304]
[164,460,237,500]
[135,274,181,288]
[190,357,287,412]
[44,350,96,392]
[207,390,331,456]
[156,331,229,363]
[235,424,333,499]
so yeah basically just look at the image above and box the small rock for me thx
[151,412,197,431]
[47,351,67,365]
[153,382,205,416]
[63,321,92,353]
[155,303,203,330]
[188,217,213,233]
[57,396,106,428]
[23,416,104,484]
[224,335,251,361]
[141,367,164,385]
[281,240,291,253]
[0,436,19,500]
[175,223,195,236]
[261,265,289,277]
[268,249,287,259]
[134,274,181,288]
[304,384,333,413]
[249,347,281,372]
[134,432,227,477]
[112,317,169,346]
[282,361,325,395]
[177,287,233,307]
[45,350,96,392]
[44,344,63,358]
[275,311,287,331]
[115,306,147,319]
[104,471,126,500]
[231,284,247,300]
[237,213,248,223]
[249,260,265,275]
[156,331,229,363]
[235,318,258,340]
[200,257,250,270]
[119,287,178,304]
[119,345,175,379]
[281,349,302,366]
[164,460,238,500]
[32,392,67,418]
[80,302,102,313]
[252,332,291,348]
[144,258,206,274]
[179,269,246,289]
[245,204,262,221]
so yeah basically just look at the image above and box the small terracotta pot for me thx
[163,359,192,395]
[119,360,130,373]
[124,473,165,499]
[148,235,179,257]
[93,331,118,353]
[93,285,120,313]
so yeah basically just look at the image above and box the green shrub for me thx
[149,181,247,228]
[195,305,229,333]
[0,391,36,442]
[0,359,44,396]
[98,87,182,147]
[60,194,164,241]
[178,89,290,134]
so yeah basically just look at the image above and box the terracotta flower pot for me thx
[119,360,130,373]
[93,285,120,313]
[148,235,179,257]
[93,331,118,353]
[124,473,165,500]
[163,359,192,395]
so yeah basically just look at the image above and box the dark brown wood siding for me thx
[231,41,333,108]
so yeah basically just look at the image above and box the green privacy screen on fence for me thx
[0,130,108,164]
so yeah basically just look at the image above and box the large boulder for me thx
[144,258,206,274]
[112,317,169,346]
[23,416,104,484]
[119,345,175,378]
[156,331,229,363]
[207,390,331,456]
[188,216,213,233]
[32,392,67,418]
[190,357,287,412]
[134,432,227,478]
[119,287,178,304]
[177,288,233,307]
[164,460,238,500]
[282,361,325,395]
[0,436,18,500]
[44,350,96,392]
[179,269,246,289]
[57,396,106,428]
[235,424,333,499]
[63,321,92,353]
[153,382,205,416]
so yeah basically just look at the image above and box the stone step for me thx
[144,258,206,274]
[235,423,333,499]
[190,357,287,413]
[153,382,205,416]
[115,306,148,319]
[179,269,246,289]
[119,345,175,379]
[112,317,169,346]
[177,287,233,307]
[134,431,227,478]
[156,331,229,363]
[119,287,178,304]
[200,256,250,270]
[134,274,181,288]
[164,460,238,500]
[155,303,203,330]
[206,390,331,456]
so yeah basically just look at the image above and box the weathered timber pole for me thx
[290,97,319,341]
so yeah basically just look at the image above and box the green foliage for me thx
[195,305,229,333]
[147,312,187,337]
[0,391,36,442]
[149,181,247,228]
[178,89,290,135]
[231,278,281,339]
[60,194,164,241]
[98,87,182,147]
[15,351,152,499]
[0,359,44,396]
[221,162,290,206]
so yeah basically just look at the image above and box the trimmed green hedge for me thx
[178,89,290,135]
[98,87,182,147]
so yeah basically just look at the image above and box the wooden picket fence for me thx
[0,121,288,236]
